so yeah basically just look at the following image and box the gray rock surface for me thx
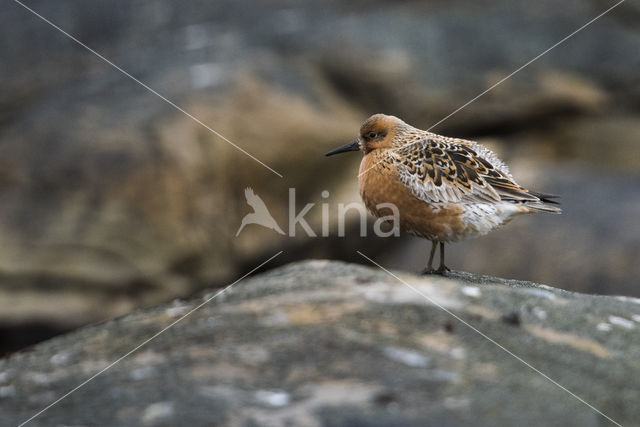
[2,260,639,426]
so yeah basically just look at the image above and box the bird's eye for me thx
[368,132,377,139]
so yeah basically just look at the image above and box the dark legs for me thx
[436,241,450,274]
[420,241,437,274]
[421,241,450,275]
[427,241,437,271]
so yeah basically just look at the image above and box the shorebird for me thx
[326,114,560,274]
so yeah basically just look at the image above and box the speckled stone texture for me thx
[2,260,639,426]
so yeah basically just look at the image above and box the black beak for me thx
[325,140,360,157]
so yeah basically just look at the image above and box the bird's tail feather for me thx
[526,202,562,214]
[528,191,561,205]
[520,190,562,213]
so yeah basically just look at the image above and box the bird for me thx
[236,187,285,236]
[326,114,560,274]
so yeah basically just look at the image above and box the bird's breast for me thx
[359,153,464,240]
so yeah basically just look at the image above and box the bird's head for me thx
[325,114,406,157]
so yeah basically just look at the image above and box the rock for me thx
[1,261,639,426]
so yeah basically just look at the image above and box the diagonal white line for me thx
[356,0,625,179]
[357,251,623,427]
[18,251,284,427]
[425,0,626,132]
[12,0,283,178]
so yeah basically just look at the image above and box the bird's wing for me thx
[245,187,269,211]
[391,136,541,205]
[244,187,255,200]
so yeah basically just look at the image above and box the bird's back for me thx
[390,131,560,213]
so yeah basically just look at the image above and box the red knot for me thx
[327,114,561,274]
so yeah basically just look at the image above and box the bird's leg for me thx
[435,241,450,275]
[420,241,438,275]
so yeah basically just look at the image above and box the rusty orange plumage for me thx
[327,114,561,274]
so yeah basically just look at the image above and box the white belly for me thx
[456,203,529,241]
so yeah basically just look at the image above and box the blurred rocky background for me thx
[1,0,639,354]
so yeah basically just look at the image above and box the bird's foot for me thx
[435,265,450,275]
[420,266,451,275]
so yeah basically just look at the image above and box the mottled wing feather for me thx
[392,135,536,205]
